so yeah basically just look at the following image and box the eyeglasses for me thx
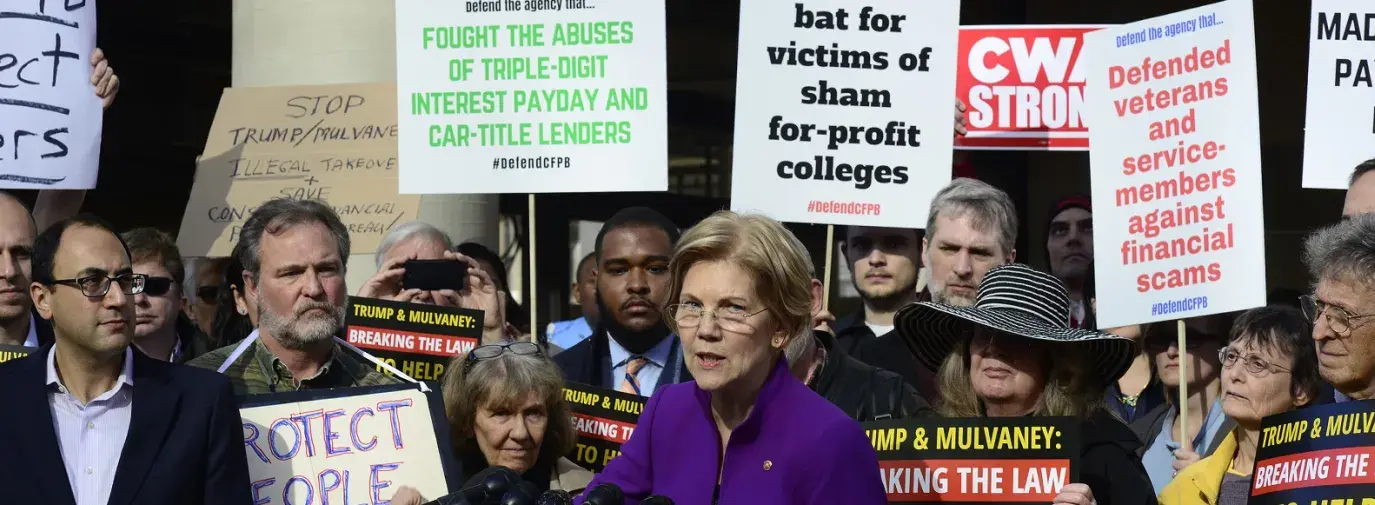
[140,277,176,297]
[1218,348,1291,378]
[1300,295,1375,337]
[51,273,147,297]
[196,285,219,304]
[463,341,542,374]
[665,303,768,333]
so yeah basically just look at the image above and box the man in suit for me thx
[554,207,691,397]
[0,214,251,505]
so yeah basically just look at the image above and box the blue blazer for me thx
[0,345,252,505]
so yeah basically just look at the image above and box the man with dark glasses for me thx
[0,214,251,505]
[188,257,233,338]
[121,228,214,363]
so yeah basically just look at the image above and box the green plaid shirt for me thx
[188,336,401,396]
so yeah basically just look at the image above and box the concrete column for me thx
[231,0,499,293]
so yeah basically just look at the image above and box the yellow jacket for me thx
[1158,430,1238,505]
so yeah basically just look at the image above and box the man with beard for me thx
[553,207,689,397]
[832,226,925,354]
[853,178,1017,398]
[1045,195,1094,328]
[189,199,400,395]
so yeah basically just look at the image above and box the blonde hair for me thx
[935,331,1106,420]
[442,350,576,470]
[667,211,813,350]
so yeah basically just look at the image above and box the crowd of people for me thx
[1,53,1374,505]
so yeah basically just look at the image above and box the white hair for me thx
[375,220,453,269]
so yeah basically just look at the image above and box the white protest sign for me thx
[730,0,959,227]
[1302,1,1375,189]
[0,0,101,189]
[241,387,450,504]
[1082,0,1265,328]
[394,0,667,194]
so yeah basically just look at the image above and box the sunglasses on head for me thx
[142,277,177,297]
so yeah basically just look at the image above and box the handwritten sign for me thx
[177,82,422,257]
[344,296,483,383]
[0,0,101,189]
[0,344,34,363]
[394,0,668,194]
[562,381,643,473]
[1301,0,1375,189]
[1253,399,1375,502]
[863,417,1079,504]
[238,385,455,504]
[1081,0,1265,328]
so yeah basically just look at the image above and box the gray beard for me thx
[932,288,976,308]
[258,304,343,350]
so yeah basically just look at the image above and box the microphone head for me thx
[584,483,624,505]
[641,496,675,505]
[535,489,573,505]
[460,466,522,503]
[498,481,543,505]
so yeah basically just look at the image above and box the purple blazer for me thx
[576,358,887,505]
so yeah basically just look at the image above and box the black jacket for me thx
[552,327,692,392]
[851,327,940,403]
[809,330,933,422]
[1078,409,1159,505]
[832,312,877,355]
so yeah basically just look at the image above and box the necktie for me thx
[618,356,648,396]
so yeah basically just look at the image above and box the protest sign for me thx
[729,0,960,228]
[393,0,667,194]
[1301,1,1375,189]
[1081,0,1265,329]
[955,25,1105,151]
[863,417,1079,503]
[562,381,643,473]
[1252,399,1375,502]
[238,384,458,504]
[0,0,101,189]
[177,83,421,258]
[0,344,34,364]
[344,296,483,383]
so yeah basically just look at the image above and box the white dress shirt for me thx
[23,313,38,347]
[47,345,135,505]
[607,333,675,397]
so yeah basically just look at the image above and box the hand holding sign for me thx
[89,48,117,109]
[1051,483,1095,505]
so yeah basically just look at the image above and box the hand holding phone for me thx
[402,259,468,292]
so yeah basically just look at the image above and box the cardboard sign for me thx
[1301,1,1375,189]
[562,381,643,473]
[1253,400,1375,502]
[955,25,1106,151]
[1081,0,1266,328]
[863,417,1080,504]
[177,83,422,257]
[344,296,483,383]
[0,0,102,189]
[238,384,458,504]
[729,0,960,228]
[394,0,668,194]
[0,344,34,364]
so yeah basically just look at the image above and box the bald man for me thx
[1344,159,1375,219]
[0,194,52,348]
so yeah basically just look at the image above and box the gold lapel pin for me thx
[763,460,773,471]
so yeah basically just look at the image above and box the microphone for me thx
[420,467,522,505]
[641,497,675,505]
[534,490,572,505]
[499,481,542,505]
[583,484,624,505]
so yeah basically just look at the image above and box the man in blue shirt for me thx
[546,252,599,350]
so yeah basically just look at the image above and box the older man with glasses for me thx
[1302,213,1375,401]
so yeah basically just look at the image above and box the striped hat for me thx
[894,263,1135,384]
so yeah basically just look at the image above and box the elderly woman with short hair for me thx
[393,341,594,504]
[894,263,1156,505]
[577,210,886,504]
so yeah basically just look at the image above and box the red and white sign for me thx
[956,25,1106,151]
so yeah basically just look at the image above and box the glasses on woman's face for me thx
[51,273,147,297]
[196,285,219,304]
[463,341,541,374]
[1300,294,1375,337]
[665,303,768,334]
[1218,347,1291,378]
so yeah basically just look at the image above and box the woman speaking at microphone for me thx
[576,211,887,505]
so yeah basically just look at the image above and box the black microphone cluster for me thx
[420,469,674,505]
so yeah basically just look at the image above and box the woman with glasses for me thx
[394,340,593,505]
[1159,306,1322,505]
[209,254,256,349]
[1130,312,1236,495]
[576,211,887,504]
